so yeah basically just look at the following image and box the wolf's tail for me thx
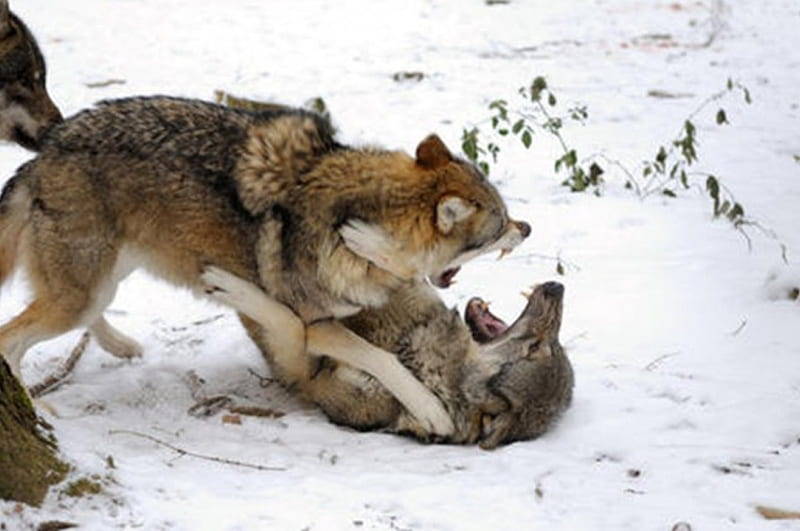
[0,171,32,288]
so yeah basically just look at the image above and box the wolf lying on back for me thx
[0,96,529,434]
[204,265,573,449]
[0,0,62,149]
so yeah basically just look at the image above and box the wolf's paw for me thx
[101,335,143,359]
[339,219,414,279]
[201,266,262,316]
[91,317,143,359]
[395,379,454,437]
[408,392,455,437]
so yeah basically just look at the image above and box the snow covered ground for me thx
[2,0,799,529]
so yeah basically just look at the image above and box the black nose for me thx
[541,281,564,298]
[516,221,531,238]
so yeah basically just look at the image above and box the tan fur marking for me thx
[235,115,331,215]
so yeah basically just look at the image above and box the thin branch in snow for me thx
[28,332,91,398]
[755,505,800,520]
[644,352,680,372]
[729,319,747,336]
[108,429,287,472]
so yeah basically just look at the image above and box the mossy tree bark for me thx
[0,359,67,506]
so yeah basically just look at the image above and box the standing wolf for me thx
[0,1,62,149]
[204,265,573,449]
[0,96,529,434]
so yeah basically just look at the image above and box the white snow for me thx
[2,1,799,529]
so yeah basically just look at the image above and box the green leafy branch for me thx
[462,76,756,231]
[462,76,602,193]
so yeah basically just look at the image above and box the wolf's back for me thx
[47,97,253,175]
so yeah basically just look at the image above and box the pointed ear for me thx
[436,195,475,234]
[0,1,10,38]
[416,134,452,170]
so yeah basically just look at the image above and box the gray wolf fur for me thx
[204,266,573,449]
[0,96,529,435]
[0,0,62,150]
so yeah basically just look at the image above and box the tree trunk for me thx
[0,360,67,506]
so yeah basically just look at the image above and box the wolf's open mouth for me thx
[464,298,508,344]
[431,266,461,288]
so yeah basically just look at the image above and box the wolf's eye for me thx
[527,340,541,356]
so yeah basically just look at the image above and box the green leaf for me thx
[662,189,677,197]
[706,175,721,215]
[589,162,604,184]
[719,199,730,215]
[715,108,728,125]
[705,175,720,198]
[548,93,557,106]
[564,149,577,168]
[461,132,478,162]
[680,170,688,188]
[498,128,509,136]
[743,87,752,104]
[530,76,548,102]
[556,261,565,276]
[669,163,678,180]
[643,165,653,178]
[727,78,733,90]
[570,175,587,192]
[512,119,525,134]
[728,203,744,221]
[521,130,532,149]
[489,100,508,121]
[684,120,696,138]
[655,145,668,165]
[479,161,490,175]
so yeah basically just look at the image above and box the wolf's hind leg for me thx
[0,298,89,382]
[90,316,143,359]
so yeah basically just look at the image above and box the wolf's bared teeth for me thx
[497,248,512,260]
[520,290,532,299]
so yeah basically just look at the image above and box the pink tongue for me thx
[483,319,507,338]
[465,298,508,343]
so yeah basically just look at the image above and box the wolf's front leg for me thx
[306,320,454,437]
[201,266,454,437]
[201,266,308,384]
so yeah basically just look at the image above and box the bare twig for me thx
[187,396,234,418]
[248,367,278,387]
[755,505,800,520]
[729,319,747,336]
[28,332,91,398]
[108,429,287,471]
[644,352,680,372]
[229,405,285,418]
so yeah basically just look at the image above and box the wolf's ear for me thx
[416,134,452,170]
[436,195,475,234]
[479,412,515,450]
[0,1,10,38]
